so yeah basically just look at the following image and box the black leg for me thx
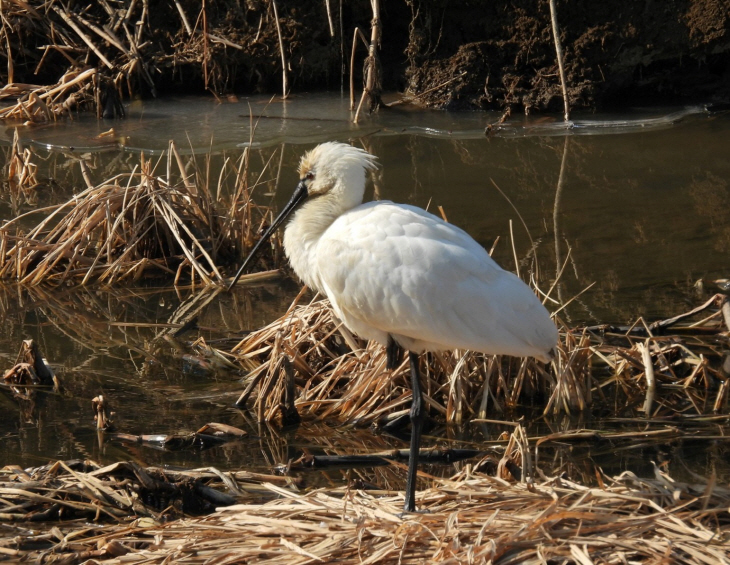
[386,335,402,371]
[403,351,423,513]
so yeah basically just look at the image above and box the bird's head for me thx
[297,142,378,205]
[228,142,377,290]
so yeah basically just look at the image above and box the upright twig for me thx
[509,219,519,280]
[324,0,335,37]
[271,0,288,99]
[340,0,345,95]
[721,297,730,332]
[639,341,656,415]
[353,0,382,123]
[202,0,209,90]
[4,21,14,85]
[135,0,149,46]
[349,28,369,110]
[548,0,570,122]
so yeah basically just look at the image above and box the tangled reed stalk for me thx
[1,444,727,564]
[0,1,161,120]
[230,294,729,422]
[0,68,101,122]
[0,0,344,121]
[0,142,279,286]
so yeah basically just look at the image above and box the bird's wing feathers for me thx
[315,202,556,357]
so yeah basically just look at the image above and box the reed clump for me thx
[0,157,223,285]
[0,142,280,286]
[230,295,730,423]
[0,68,101,122]
[0,0,332,121]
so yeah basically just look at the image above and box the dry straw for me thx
[0,68,100,122]
[0,1,323,120]
[229,293,729,424]
[0,141,277,287]
[130,469,728,565]
[0,436,727,564]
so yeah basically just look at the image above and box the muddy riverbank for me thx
[2,1,729,117]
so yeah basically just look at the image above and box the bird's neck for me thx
[283,189,358,292]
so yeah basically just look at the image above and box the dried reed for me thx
[0,142,279,286]
[0,1,330,119]
[4,129,38,192]
[0,68,98,122]
[1,447,727,564]
[230,295,729,424]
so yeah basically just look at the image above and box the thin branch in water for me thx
[271,0,289,99]
[552,135,570,309]
[349,27,369,110]
[548,0,571,122]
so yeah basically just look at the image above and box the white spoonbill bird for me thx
[229,142,558,512]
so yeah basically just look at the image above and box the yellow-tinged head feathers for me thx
[298,142,378,185]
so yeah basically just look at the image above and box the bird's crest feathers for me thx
[298,142,378,180]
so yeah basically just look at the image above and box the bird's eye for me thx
[305,171,315,181]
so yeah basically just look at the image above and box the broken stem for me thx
[353,0,382,123]
[272,0,289,99]
[639,341,656,415]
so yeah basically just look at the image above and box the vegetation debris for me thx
[0,447,727,564]
[228,295,729,424]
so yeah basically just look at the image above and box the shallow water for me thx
[1,95,728,485]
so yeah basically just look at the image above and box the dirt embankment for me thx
[403,0,730,112]
[1,0,728,115]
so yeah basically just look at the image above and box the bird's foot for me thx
[397,507,431,519]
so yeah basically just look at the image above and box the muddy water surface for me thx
[1,95,728,486]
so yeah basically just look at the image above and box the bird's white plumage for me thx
[283,142,557,363]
